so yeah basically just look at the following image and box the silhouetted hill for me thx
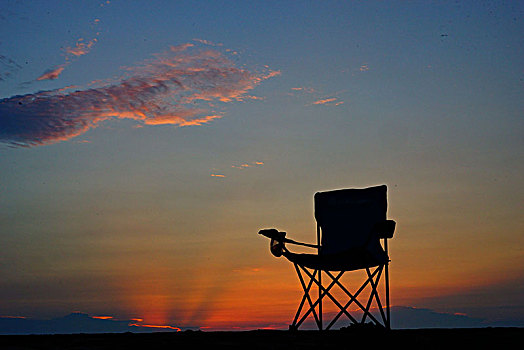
[2,305,521,336]
[390,306,484,328]
[0,313,178,335]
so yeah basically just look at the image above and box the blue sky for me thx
[0,1,523,331]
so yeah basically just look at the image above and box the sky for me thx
[0,0,523,332]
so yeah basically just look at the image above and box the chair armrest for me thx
[259,228,286,241]
[373,220,396,239]
[259,228,319,247]
[259,229,287,257]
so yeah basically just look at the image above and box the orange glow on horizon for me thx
[129,323,181,331]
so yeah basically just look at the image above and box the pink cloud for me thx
[37,26,100,82]
[291,87,315,93]
[36,65,65,81]
[65,38,97,57]
[0,44,278,147]
[312,97,338,105]
[193,38,222,47]
[142,113,222,126]
[231,161,264,169]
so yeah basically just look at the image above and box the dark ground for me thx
[1,328,521,349]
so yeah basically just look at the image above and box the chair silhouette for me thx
[259,185,395,330]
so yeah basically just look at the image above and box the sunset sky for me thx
[1,1,523,331]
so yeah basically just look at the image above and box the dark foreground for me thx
[1,328,522,349]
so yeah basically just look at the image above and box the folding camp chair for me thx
[259,185,395,331]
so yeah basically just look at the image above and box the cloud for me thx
[0,54,22,81]
[231,161,264,169]
[36,18,101,82]
[0,44,277,147]
[289,86,346,107]
[128,323,180,331]
[290,87,315,93]
[0,312,183,335]
[65,38,97,57]
[193,38,222,47]
[312,97,343,106]
[211,161,264,178]
[36,37,98,81]
[313,98,337,105]
[36,65,65,81]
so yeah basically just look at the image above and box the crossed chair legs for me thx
[289,263,390,331]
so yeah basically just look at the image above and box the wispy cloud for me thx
[36,19,100,81]
[312,97,337,105]
[92,316,113,320]
[0,43,277,147]
[231,161,264,169]
[0,312,184,334]
[311,97,344,106]
[0,54,22,81]
[289,86,345,106]
[193,38,222,47]
[128,323,180,331]
[36,65,65,81]
[65,37,97,57]
[290,87,315,94]
[211,161,263,178]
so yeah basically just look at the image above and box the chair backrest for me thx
[315,185,387,255]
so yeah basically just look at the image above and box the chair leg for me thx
[325,271,374,330]
[328,268,383,322]
[293,267,344,330]
[384,238,391,330]
[291,264,346,330]
[291,263,320,330]
[290,264,390,330]
[318,269,322,331]
[300,267,359,325]
[361,267,386,325]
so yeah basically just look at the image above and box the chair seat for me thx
[283,247,387,272]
